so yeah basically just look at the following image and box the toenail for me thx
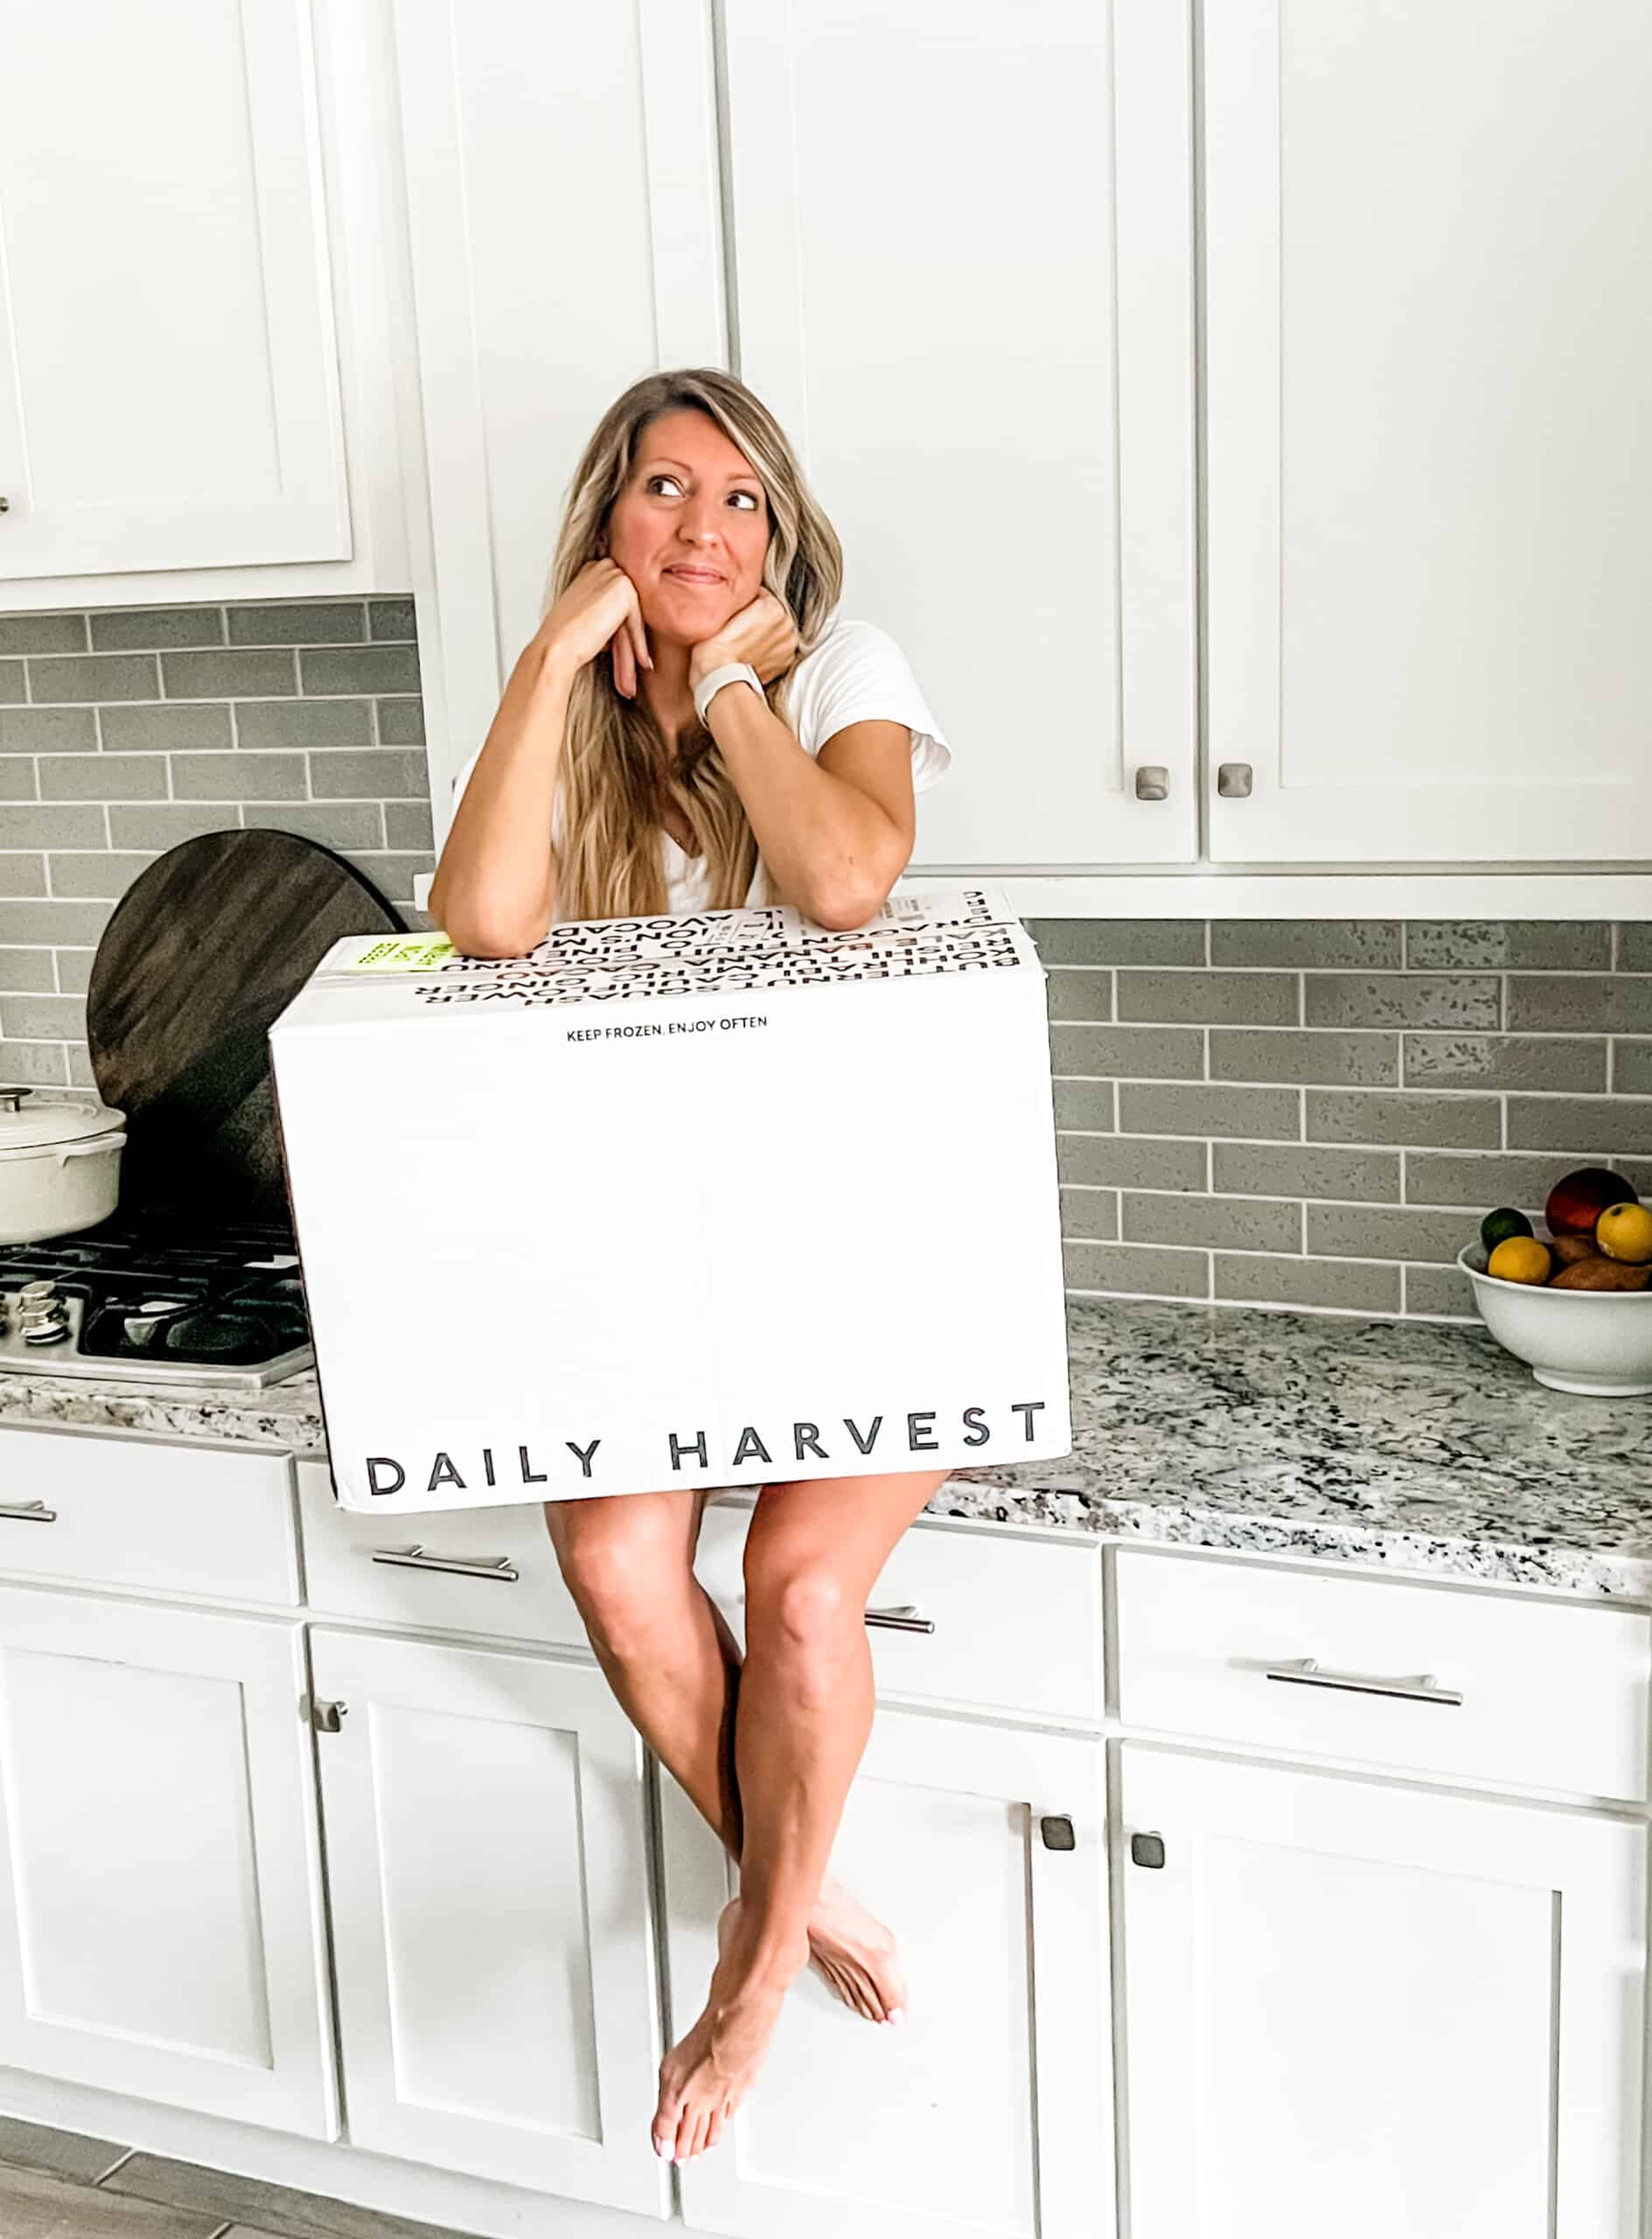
[889,2007,905,2024]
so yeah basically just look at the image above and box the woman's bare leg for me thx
[541,1488,906,2027]
[652,1466,949,2164]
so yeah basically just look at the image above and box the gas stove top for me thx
[0,1216,312,1391]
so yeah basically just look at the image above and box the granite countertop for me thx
[1,1298,1649,1601]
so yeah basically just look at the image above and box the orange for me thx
[1487,1236,1553,1285]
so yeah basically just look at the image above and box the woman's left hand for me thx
[689,589,799,693]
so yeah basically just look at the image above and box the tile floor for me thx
[0,2114,478,2238]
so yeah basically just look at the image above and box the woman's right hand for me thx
[528,559,653,698]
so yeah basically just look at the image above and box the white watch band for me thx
[693,660,763,728]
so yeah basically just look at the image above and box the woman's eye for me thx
[646,474,759,510]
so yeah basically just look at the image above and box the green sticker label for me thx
[344,936,457,972]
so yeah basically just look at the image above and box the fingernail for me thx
[889,2007,905,2025]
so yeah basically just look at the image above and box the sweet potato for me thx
[1550,1257,1651,1291]
[1550,1232,1600,1266]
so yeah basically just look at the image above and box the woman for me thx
[428,368,954,2168]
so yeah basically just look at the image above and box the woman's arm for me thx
[427,649,573,957]
[704,688,916,929]
[429,561,651,957]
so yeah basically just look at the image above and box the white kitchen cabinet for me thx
[390,0,727,818]
[397,0,1195,875]
[1202,0,1652,866]
[0,0,408,602]
[1117,1744,1646,2238]
[720,0,1196,871]
[0,1584,336,2139]
[307,1625,671,2221]
[661,1710,1112,2239]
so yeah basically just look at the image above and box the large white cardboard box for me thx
[268,886,1071,1514]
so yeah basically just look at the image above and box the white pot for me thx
[0,1086,128,1245]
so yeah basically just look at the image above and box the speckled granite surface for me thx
[1,1298,1649,1600]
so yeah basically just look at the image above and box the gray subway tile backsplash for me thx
[0,599,433,1102]
[4,601,1652,1329]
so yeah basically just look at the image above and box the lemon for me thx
[1488,1235,1553,1285]
[1596,1202,1652,1264]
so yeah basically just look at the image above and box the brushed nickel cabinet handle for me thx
[1263,1656,1462,1706]
[0,1499,57,1523]
[1133,764,1169,800]
[1216,762,1253,797]
[864,1602,935,1635]
[370,1543,520,1583]
[311,1699,348,1732]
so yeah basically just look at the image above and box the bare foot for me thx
[654,1898,807,2164]
[806,1874,907,2026]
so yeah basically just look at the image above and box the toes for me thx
[653,2066,686,2159]
[705,2101,729,2153]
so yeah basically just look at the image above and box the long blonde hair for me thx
[543,369,843,919]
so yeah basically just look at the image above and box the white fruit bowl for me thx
[1457,1242,1652,1396]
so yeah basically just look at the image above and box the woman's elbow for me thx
[429,896,550,958]
[802,856,905,931]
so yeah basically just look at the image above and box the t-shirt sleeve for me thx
[450,742,482,811]
[789,618,952,792]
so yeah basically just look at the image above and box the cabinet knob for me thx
[1133,764,1169,801]
[310,1698,349,1732]
[1216,762,1253,798]
[1130,1830,1167,1869]
[0,497,10,514]
[1039,1814,1077,1851]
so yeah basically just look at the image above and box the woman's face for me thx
[603,408,771,646]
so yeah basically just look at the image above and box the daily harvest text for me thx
[363,1400,1049,1496]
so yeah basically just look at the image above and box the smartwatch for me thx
[692,659,763,729]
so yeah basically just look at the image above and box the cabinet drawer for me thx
[0,1421,299,1605]
[694,1500,1105,1723]
[1114,1549,1650,1801]
[296,1458,589,1648]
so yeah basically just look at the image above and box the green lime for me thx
[1480,1206,1534,1252]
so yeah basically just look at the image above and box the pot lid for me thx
[0,1085,126,1152]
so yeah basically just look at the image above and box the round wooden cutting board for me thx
[87,828,405,1227]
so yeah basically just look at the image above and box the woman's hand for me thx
[688,589,798,694]
[527,560,653,698]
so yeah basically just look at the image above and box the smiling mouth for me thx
[665,568,725,583]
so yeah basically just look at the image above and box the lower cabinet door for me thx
[309,1628,670,2219]
[1118,1746,1647,2238]
[662,1710,1112,2239]
[0,1584,336,2137]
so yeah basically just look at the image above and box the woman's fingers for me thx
[627,586,653,675]
[610,630,636,698]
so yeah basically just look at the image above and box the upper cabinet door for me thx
[393,0,726,811]
[0,0,350,579]
[721,1,1197,869]
[1205,0,1652,865]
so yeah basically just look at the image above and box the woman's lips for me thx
[664,567,724,583]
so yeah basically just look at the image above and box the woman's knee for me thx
[743,1540,857,1661]
[542,1492,699,1659]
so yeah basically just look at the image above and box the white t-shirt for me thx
[448,613,951,916]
